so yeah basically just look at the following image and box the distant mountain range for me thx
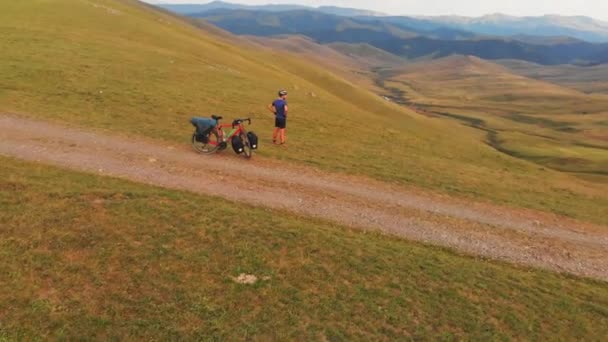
[156,2,608,65]
[197,9,420,39]
[158,1,608,42]
[376,14,608,43]
[159,1,385,17]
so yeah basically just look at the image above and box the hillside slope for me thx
[244,35,404,92]
[246,35,407,70]
[498,59,608,94]
[327,42,408,67]
[1,0,607,223]
[383,56,608,178]
[391,55,589,102]
[245,35,363,71]
[0,0,420,149]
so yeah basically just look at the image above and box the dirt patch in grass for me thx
[0,181,27,192]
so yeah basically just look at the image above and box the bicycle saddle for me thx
[211,115,223,121]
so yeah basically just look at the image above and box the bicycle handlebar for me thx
[232,118,252,127]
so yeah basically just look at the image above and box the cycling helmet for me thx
[278,90,288,97]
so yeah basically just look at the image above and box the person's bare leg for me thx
[273,127,279,143]
[280,129,286,144]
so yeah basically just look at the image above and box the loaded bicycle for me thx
[191,115,258,159]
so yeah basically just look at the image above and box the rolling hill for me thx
[245,35,406,82]
[246,35,364,69]
[244,35,408,94]
[389,55,586,101]
[326,42,408,67]
[244,35,382,91]
[498,59,608,94]
[382,55,608,176]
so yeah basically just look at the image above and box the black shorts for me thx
[275,117,287,129]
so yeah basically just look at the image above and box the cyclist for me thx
[267,90,288,145]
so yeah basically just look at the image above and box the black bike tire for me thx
[240,131,253,159]
[192,129,220,155]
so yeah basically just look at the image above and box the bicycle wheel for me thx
[192,129,220,155]
[240,132,253,159]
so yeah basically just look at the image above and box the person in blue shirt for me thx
[267,90,288,145]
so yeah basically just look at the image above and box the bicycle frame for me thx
[208,122,245,146]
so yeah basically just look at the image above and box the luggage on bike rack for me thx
[231,135,245,154]
[247,132,259,150]
[191,117,217,144]
[195,132,209,144]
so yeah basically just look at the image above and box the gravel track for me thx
[2,114,607,280]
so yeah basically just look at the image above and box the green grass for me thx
[1,0,607,225]
[497,131,608,174]
[1,156,608,340]
[498,59,608,95]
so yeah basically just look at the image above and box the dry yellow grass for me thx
[383,55,608,180]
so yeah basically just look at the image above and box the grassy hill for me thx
[327,42,408,67]
[382,55,608,179]
[2,156,608,339]
[389,55,589,102]
[1,0,607,226]
[245,35,368,77]
[498,59,608,94]
[247,36,407,70]
[245,35,405,93]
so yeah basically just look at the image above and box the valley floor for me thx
[2,114,607,280]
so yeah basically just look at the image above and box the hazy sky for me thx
[146,0,608,20]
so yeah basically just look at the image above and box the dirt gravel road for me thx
[1,114,607,280]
